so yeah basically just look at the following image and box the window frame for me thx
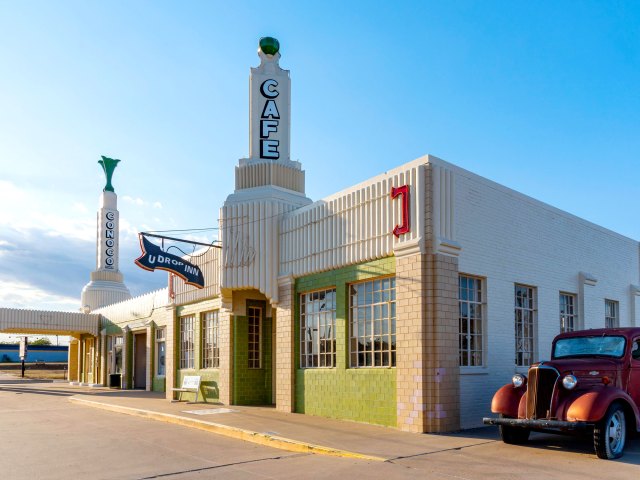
[179,315,195,370]
[559,292,578,333]
[515,284,537,367]
[247,306,262,369]
[108,335,123,374]
[155,327,166,377]
[201,310,220,369]
[348,275,396,368]
[605,299,619,329]
[458,274,485,368]
[299,287,337,368]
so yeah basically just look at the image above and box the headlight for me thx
[562,375,578,390]
[512,374,526,388]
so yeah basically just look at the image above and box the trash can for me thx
[109,373,121,388]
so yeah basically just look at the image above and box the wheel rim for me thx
[607,410,626,455]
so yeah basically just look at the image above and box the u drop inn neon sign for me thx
[259,79,281,159]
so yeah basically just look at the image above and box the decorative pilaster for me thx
[146,323,154,391]
[217,295,234,404]
[631,285,640,327]
[165,308,176,400]
[122,326,130,389]
[395,252,460,433]
[100,329,107,386]
[275,274,295,412]
[579,272,598,329]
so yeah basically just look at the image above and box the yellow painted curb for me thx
[69,396,385,462]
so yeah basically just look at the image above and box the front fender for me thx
[561,388,640,426]
[491,383,526,418]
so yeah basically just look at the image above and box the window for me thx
[605,300,619,329]
[156,328,166,376]
[515,284,536,367]
[559,293,577,333]
[247,306,261,369]
[179,315,195,369]
[349,277,396,367]
[202,311,220,368]
[459,275,484,366]
[300,288,336,368]
[108,336,123,374]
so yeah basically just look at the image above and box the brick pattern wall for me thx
[395,253,428,432]
[171,299,224,402]
[218,303,233,404]
[424,253,460,432]
[294,257,397,427]
[453,166,640,428]
[395,252,460,433]
[276,276,295,412]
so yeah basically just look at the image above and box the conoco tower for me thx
[80,156,132,311]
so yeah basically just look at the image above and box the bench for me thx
[171,375,201,403]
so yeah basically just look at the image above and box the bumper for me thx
[483,417,591,430]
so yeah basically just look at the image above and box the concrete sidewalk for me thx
[67,387,499,461]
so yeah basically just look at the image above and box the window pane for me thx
[349,276,396,368]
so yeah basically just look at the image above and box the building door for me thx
[233,300,273,405]
[134,333,147,389]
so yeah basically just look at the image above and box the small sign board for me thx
[19,337,28,360]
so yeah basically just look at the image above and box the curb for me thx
[69,396,386,462]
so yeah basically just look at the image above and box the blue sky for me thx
[0,1,638,316]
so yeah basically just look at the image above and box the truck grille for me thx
[526,366,559,419]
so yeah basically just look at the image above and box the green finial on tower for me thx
[259,37,280,56]
[98,156,120,192]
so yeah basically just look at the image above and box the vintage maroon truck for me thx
[484,328,640,459]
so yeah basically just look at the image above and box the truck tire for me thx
[594,403,626,459]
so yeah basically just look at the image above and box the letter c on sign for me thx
[260,79,279,99]
[106,211,115,221]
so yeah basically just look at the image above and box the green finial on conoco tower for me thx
[98,155,120,193]
[259,37,280,56]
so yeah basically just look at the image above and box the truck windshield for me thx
[553,336,626,359]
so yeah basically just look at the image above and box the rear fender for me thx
[491,383,526,418]
[563,388,640,428]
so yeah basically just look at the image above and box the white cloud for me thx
[0,180,95,242]
[153,201,163,209]
[72,202,88,213]
[0,279,79,312]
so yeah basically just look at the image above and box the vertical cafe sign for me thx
[250,37,291,162]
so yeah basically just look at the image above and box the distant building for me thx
[2,38,638,433]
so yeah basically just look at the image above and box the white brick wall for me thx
[444,161,640,429]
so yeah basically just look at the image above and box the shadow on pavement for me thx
[482,426,640,465]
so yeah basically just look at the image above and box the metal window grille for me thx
[459,275,484,366]
[202,311,220,368]
[605,300,619,328]
[349,277,396,368]
[300,289,336,368]
[515,284,536,367]
[179,315,195,369]
[247,307,261,369]
[559,293,577,333]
